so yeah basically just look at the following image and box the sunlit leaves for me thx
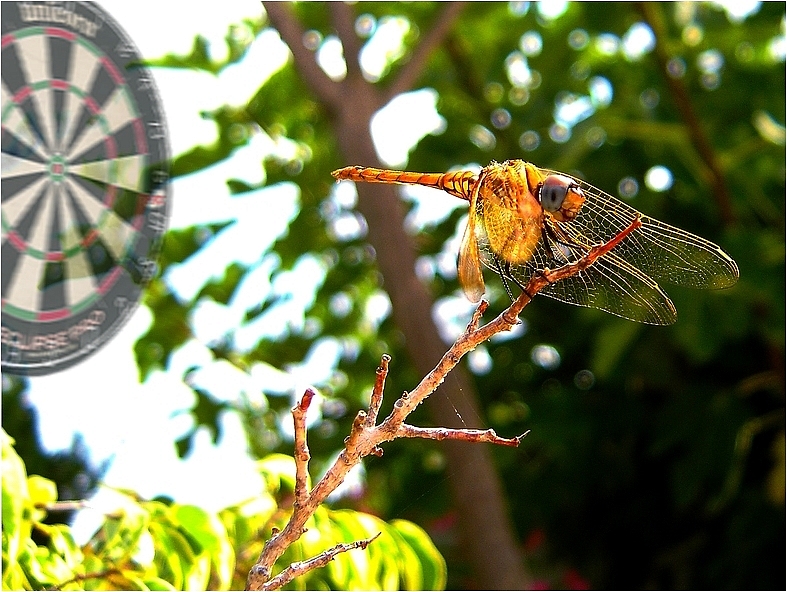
[2,435,445,591]
[2,430,29,588]
[143,17,268,75]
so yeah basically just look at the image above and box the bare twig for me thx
[378,218,643,433]
[397,423,527,447]
[293,389,314,506]
[260,534,381,591]
[36,500,90,512]
[263,4,526,587]
[345,409,368,452]
[467,299,489,330]
[245,214,643,591]
[366,354,390,427]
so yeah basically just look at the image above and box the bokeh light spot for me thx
[644,165,674,192]
[618,176,639,198]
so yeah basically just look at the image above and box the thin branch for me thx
[245,214,642,591]
[397,423,527,447]
[366,354,390,427]
[466,299,490,332]
[292,389,314,506]
[329,2,363,80]
[638,2,735,224]
[345,410,368,452]
[261,2,341,109]
[380,215,643,430]
[37,500,90,512]
[383,2,467,103]
[260,534,381,591]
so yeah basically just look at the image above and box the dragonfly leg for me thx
[541,226,563,263]
[493,255,543,301]
[508,267,545,300]
[543,220,590,264]
[492,255,517,302]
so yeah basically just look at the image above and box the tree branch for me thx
[638,2,735,224]
[396,423,527,447]
[329,2,363,80]
[36,500,90,512]
[383,2,467,103]
[245,214,642,591]
[292,389,314,506]
[261,2,342,109]
[377,216,643,434]
[260,534,380,591]
[365,354,389,428]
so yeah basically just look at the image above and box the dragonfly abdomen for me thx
[332,166,476,201]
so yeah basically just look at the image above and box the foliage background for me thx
[4,2,785,590]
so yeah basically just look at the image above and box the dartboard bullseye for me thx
[1,2,170,376]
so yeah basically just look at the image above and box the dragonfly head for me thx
[538,174,585,222]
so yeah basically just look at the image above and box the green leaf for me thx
[2,430,29,573]
[590,319,643,379]
[2,562,31,591]
[38,523,83,567]
[182,549,212,591]
[174,389,230,459]
[172,504,234,589]
[390,519,447,591]
[17,545,49,588]
[220,495,278,551]
[78,554,107,590]
[27,474,57,508]
[149,522,189,590]
[143,576,178,591]
[257,454,298,494]
[30,546,73,585]
[94,503,149,565]
[157,223,234,271]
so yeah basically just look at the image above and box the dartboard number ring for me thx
[1,2,170,376]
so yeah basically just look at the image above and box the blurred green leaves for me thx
[2,434,445,591]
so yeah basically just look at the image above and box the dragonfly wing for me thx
[549,172,739,290]
[478,217,678,324]
[536,250,678,325]
[617,215,739,289]
[458,188,485,302]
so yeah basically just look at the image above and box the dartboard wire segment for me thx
[1,2,170,376]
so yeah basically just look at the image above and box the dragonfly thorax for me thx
[475,160,545,267]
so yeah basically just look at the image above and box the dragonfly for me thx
[331,160,739,325]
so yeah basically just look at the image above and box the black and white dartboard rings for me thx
[1,2,170,375]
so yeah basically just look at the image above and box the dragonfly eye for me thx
[538,175,575,212]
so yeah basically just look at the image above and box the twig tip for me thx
[299,388,316,411]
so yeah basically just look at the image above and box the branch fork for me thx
[245,216,642,590]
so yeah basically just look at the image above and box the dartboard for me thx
[1,2,170,376]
